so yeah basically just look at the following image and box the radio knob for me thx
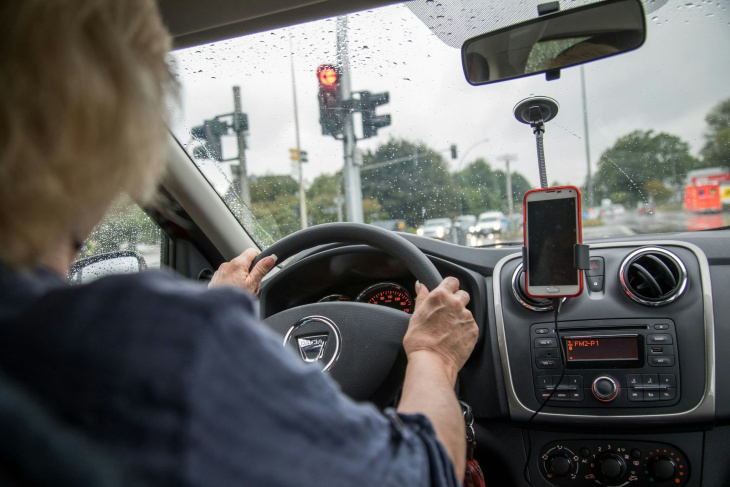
[592,376,619,402]
[598,453,626,480]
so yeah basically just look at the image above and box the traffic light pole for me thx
[337,16,364,223]
[233,86,251,207]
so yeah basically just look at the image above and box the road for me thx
[467,210,729,247]
[584,210,730,240]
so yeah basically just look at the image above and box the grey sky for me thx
[171,0,730,197]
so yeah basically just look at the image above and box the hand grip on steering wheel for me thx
[250,223,443,291]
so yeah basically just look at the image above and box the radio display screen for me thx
[565,336,639,362]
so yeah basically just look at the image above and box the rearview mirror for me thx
[462,0,645,85]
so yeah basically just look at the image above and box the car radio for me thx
[530,319,680,407]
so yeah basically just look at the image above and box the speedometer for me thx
[356,283,413,314]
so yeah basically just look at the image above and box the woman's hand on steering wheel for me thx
[209,249,278,295]
[404,277,479,381]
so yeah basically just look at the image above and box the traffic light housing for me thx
[290,149,308,163]
[451,144,458,160]
[360,91,391,139]
[317,64,345,137]
[191,119,228,161]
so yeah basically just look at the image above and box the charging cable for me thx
[523,298,566,486]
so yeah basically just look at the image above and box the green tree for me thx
[307,172,343,225]
[250,175,298,203]
[305,171,386,225]
[251,195,300,237]
[361,139,458,227]
[453,158,501,215]
[84,196,159,255]
[453,159,533,216]
[594,130,698,204]
[700,98,730,168]
[246,175,301,237]
[645,179,674,205]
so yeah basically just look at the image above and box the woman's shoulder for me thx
[66,269,258,328]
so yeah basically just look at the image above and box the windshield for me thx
[170,0,730,248]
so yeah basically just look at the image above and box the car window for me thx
[71,197,162,282]
[170,1,730,248]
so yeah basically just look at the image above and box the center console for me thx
[530,319,680,407]
[491,243,716,487]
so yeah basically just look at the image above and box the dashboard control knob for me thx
[548,454,572,476]
[598,453,626,480]
[592,376,619,402]
[650,457,677,479]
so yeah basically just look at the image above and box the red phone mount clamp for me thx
[521,243,591,271]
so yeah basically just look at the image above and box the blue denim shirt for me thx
[0,267,459,487]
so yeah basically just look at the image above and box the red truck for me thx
[684,168,730,213]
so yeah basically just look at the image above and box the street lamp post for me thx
[498,154,517,224]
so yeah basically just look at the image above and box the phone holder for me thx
[521,243,591,273]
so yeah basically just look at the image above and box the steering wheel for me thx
[252,223,443,408]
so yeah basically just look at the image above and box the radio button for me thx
[628,390,642,401]
[660,388,677,401]
[642,374,659,387]
[536,358,559,369]
[553,391,570,401]
[537,375,553,389]
[536,348,559,359]
[649,356,675,367]
[644,390,660,401]
[647,334,673,344]
[659,374,676,388]
[535,337,557,348]
[567,375,583,388]
[648,345,674,356]
[587,276,604,292]
[537,389,553,401]
[654,323,670,330]
[535,328,550,334]
[626,374,642,387]
[570,390,584,401]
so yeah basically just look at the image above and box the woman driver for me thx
[0,0,479,485]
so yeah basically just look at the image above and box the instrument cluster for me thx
[319,282,413,313]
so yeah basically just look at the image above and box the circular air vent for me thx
[619,248,687,306]
[511,263,564,312]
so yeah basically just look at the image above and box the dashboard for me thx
[259,231,730,487]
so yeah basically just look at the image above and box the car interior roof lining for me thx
[158,0,402,49]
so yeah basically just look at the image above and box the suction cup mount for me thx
[513,96,559,188]
[514,96,559,129]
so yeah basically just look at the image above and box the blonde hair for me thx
[0,0,175,267]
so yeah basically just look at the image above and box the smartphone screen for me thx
[524,187,582,297]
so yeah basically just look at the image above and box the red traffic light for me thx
[317,64,339,87]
